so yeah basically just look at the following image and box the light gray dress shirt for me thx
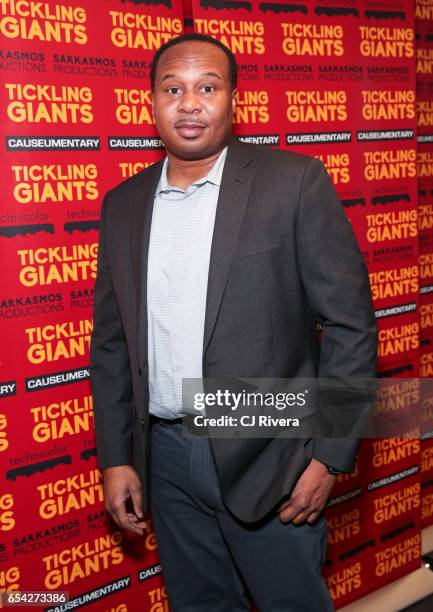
[147,146,228,419]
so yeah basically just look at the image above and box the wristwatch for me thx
[325,464,343,476]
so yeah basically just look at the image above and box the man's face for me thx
[152,41,236,160]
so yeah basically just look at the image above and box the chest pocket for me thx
[233,239,287,260]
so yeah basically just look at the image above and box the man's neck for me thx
[165,148,225,191]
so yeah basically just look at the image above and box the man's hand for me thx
[277,458,337,525]
[102,465,146,535]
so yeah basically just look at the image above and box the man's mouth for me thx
[175,121,207,138]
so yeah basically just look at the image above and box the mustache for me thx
[175,119,208,127]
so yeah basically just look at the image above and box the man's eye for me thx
[201,85,215,93]
[167,87,181,95]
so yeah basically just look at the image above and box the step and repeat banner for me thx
[416,0,433,532]
[0,0,430,610]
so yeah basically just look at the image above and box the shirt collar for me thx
[156,145,228,197]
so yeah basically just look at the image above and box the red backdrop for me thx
[0,0,431,609]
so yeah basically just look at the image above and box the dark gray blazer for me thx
[90,136,377,523]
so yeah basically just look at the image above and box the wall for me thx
[0,0,429,609]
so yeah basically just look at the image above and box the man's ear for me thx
[231,88,237,114]
[151,91,155,120]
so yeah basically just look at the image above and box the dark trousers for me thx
[150,420,334,612]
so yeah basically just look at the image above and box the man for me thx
[90,33,377,611]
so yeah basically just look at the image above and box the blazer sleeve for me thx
[89,190,133,469]
[295,156,378,472]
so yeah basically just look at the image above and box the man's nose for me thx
[178,91,201,113]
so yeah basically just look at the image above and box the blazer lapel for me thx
[202,138,256,356]
[130,159,164,367]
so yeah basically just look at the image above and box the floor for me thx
[400,594,433,611]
